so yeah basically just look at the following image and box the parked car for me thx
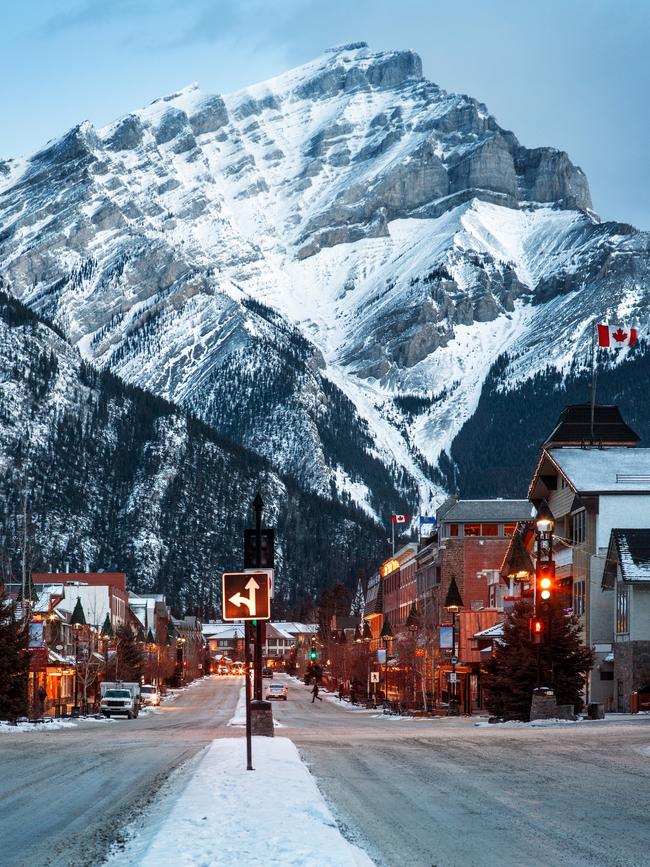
[266,682,288,701]
[262,667,274,678]
[100,682,141,719]
[140,685,161,706]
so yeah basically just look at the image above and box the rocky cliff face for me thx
[0,43,648,520]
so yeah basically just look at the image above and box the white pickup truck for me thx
[100,682,141,719]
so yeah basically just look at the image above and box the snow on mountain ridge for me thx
[0,45,648,520]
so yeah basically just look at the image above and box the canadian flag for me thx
[392,514,409,524]
[597,324,638,348]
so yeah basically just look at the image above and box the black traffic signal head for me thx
[244,528,275,568]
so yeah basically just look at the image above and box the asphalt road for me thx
[272,675,650,867]
[5,674,649,867]
[0,676,242,867]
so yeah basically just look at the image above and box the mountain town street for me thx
[3,675,649,867]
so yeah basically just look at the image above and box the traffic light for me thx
[532,619,543,644]
[309,649,318,661]
[536,562,555,602]
[244,528,275,568]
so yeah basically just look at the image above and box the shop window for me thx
[464,524,481,537]
[504,523,517,537]
[481,523,498,536]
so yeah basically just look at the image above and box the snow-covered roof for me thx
[547,448,650,493]
[604,529,650,584]
[203,623,245,639]
[438,499,533,523]
[473,622,505,639]
[271,622,318,635]
[266,624,294,641]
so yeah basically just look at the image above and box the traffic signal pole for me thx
[254,493,264,701]
[244,619,253,770]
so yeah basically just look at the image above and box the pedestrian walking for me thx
[38,686,47,715]
[338,683,344,702]
[311,682,322,703]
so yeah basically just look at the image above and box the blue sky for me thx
[2,0,649,228]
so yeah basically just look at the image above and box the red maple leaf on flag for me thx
[612,328,628,342]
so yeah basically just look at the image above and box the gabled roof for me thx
[544,448,650,494]
[543,404,639,448]
[603,529,650,587]
[436,499,533,523]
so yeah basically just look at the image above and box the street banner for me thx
[439,625,453,649]
[376,648,387,664]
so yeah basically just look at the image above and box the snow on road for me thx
[0,719,78,734]
[111,737,374,867]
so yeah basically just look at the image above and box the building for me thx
[528,405,650,706]
[602,529,650,710]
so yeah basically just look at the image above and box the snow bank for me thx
[119,737,374,866]
[475,718,581,728]
[0,719,77,734]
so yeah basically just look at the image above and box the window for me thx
[571,510,586,545]
[464,524,481,537]
[449,524,459,537]
[573,581,586,616]
[600,671,614,681]
[504,523,517,537]
[616,583,629,634]
[482,524,498,537]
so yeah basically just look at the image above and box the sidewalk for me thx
[110,736,374,866]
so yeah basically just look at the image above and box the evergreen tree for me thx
[0,589,30,722]
[115,624,144,682]
[483,599,594,721]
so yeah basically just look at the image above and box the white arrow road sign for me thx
[228,577,260,616]
[222,572,271,621]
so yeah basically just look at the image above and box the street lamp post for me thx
[70,597,87,717]
[444,576,464,716]
[380,615,393,706]
[362,620,372,702]
[534,500,556,690]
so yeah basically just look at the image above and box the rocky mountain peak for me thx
[0,45,646,523]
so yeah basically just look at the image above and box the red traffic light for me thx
[533,620,543,634]
[536,562,555,601]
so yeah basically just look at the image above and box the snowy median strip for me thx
[116,736,374,866]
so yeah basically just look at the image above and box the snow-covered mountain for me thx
[1,43,648,520]
[0,287,385,606]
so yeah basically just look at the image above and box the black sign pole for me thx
[253,492,264,701]
[245,619,253,770]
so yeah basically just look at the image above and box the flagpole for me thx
[392,519,395,556]
[590,318,597,444]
